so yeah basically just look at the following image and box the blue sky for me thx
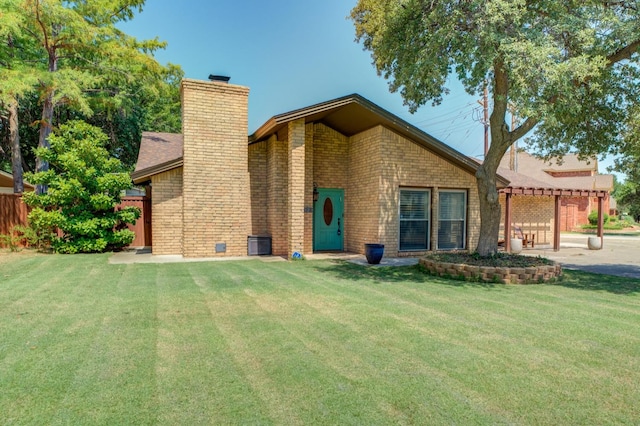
[120,0,617,174]
[120,0,487,159]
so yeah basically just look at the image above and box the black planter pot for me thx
[364,243,384,264]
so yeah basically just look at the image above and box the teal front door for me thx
[313,188,344,251]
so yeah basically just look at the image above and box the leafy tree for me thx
[1,0,182,180]
[0,0,38,192]
[80,63,183,168]
[7,0,167,191]
[351,1,640,255]
[613,179,640,222]
[22,120,140,253]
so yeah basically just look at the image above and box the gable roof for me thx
[250,94,507,185]
[132,132,183,184]
[499,151,613,192]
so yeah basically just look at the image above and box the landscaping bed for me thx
[420,252,561,284]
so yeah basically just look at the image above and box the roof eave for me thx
[131,158,183,184]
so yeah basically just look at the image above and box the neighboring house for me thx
[497,151,613,244]
[0,170,34,194]
[132,77,510,258]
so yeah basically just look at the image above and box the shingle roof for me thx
[499,151,613,191]
[131,132,183,184]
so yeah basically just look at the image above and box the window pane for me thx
[400,190,428,220]
[438,191,466,250]
[439,192,465,220]
[399,189,430,251]
[438,220,464,249]
[400,221,428,250]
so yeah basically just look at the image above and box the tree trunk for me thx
[475,161,502,256]
[475,67,513,256]
[35,92,54,194]
[9,98,24,193]
[36,41,58,194]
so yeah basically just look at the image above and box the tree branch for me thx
[511,116,539,141]
[607,39,640,65]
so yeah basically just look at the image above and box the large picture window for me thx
[399,189,430,251]
[438,190,467,250]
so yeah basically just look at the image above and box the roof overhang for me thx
[0,170,34,190]
[131,158,183,184]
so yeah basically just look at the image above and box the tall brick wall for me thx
[266,135,288,256]
[559,196,610,231]
[151,168,183,255]
[499,194,554,243]
[304,124,314,254]
[347,127,383,253]
[288,119,306,257]
[181,79,250,257]
[248,142,268,235]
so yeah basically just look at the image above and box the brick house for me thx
[132,77,511,258]
[497,151,613,245]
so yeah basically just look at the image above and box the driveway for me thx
[524,233,640,279]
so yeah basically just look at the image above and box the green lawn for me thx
[1,253,639,425]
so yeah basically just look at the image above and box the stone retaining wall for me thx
[419,258,562,284]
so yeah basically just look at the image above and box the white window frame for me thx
[437,190,467,250]
[398,188,431,251]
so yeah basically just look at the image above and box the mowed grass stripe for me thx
[191,262,410,423]
[154,262,270,425]
[193,261,342,424]
[51,262,160,425]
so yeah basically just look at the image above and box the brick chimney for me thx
[181,78,251,257]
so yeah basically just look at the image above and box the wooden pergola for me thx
[500,187,609,252]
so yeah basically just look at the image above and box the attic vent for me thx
[209,75,230,83]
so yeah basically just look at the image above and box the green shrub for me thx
[0,225,49,252]
[587,210,610,226]
[0,226,24,252]
[22,121,140,254]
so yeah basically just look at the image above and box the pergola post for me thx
[554,195,561,251]
[505,193,512,252]
[597,196,604,248]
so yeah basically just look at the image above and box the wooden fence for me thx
[119,196,152,247]
[0,194,30,238]
[0,194,151,248]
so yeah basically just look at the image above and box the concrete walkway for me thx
[522,233,640,279]
[109,249,419,267]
